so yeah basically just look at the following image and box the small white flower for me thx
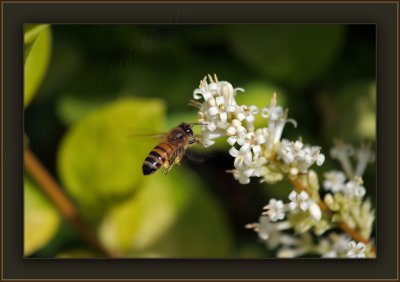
[259,166,284,184]
[193,75,218,101]
[346,241,366,258]
[226,119,247,146]
[229,146,252,168]
[229,169,251,184]
[308,201,322,221]
[261,93,284,121]
[288,191,310,212]
[254,127,268,145]
[354,142,375,177]
[277,247,307,258]
[263,199,285,222]
[287,190,321,220]
[278,140,325,174]
[323,171,346,192]
[330,140,355,178]
[279,139,296,163]
[246,216,291,249]
[194,75,245,147]
[200,128,224,147]
[245,154,267,177]
[344,177,366,199]
[277,233,315,258]
[237,105,259,123]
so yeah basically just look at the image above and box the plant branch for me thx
[24,148,115,258]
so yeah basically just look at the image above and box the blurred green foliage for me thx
[24,176,60,256]
[99,166,232,257]
[24,24,376,258]
[58,98,165,223]
[229,25,344,88]
[24,24,52,108]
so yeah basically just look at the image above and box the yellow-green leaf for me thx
[24,176,60,256]
[24,24,52,108]
[57,98,165,223]
[56,248,98,258]
[99,166,233,257]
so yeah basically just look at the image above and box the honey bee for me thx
[142,122,202,175]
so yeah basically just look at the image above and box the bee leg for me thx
[164,160,175,175]
[188,99,202,108]
[190,138,204,147]
[175,156,182,166]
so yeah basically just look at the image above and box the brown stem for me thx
[24,148,115,258]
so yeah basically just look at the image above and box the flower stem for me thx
[24,148,115,258]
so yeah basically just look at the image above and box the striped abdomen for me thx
[142,142,174,175]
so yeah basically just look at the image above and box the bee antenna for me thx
[190,122,208,127]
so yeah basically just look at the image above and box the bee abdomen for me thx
[142,143,172,175]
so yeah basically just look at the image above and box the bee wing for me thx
[184,151,205,164]
[125,132,167,140]
[125,132,167,147]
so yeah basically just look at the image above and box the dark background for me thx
[25,24,376,258]
[3,1,397,280]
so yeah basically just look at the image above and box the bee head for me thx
[179,122,194,136]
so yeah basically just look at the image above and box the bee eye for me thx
[187,128,193,135]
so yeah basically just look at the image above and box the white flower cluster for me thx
[278,140,325,177]
[192,75,325,184]
[247,141,376,258]
[321,234,368,258]
[323,141,375,200]
[329,140,375,179]
[247,217,369,258]
[190,75,375,258]
[323,171,366,199]
[262,191,322,223]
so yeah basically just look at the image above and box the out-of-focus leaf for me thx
[57,98,165,223]
[24,24,52,108]
[24,24,49,44]
[99,167,233,257]
[229,25,344,88]
[319,81,376,142]
[56,248,98,258]
[24,176,60,256]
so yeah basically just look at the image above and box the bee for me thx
[142,122,202,175]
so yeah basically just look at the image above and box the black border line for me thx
[1,1,398,280]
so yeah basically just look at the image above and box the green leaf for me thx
[24,24,52,108]
[24,24,50,44]
[229,25,344,88]
[57,98,165,223]
[99,167,233,257]
[56,248,98,258]
[24,176,60,256]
